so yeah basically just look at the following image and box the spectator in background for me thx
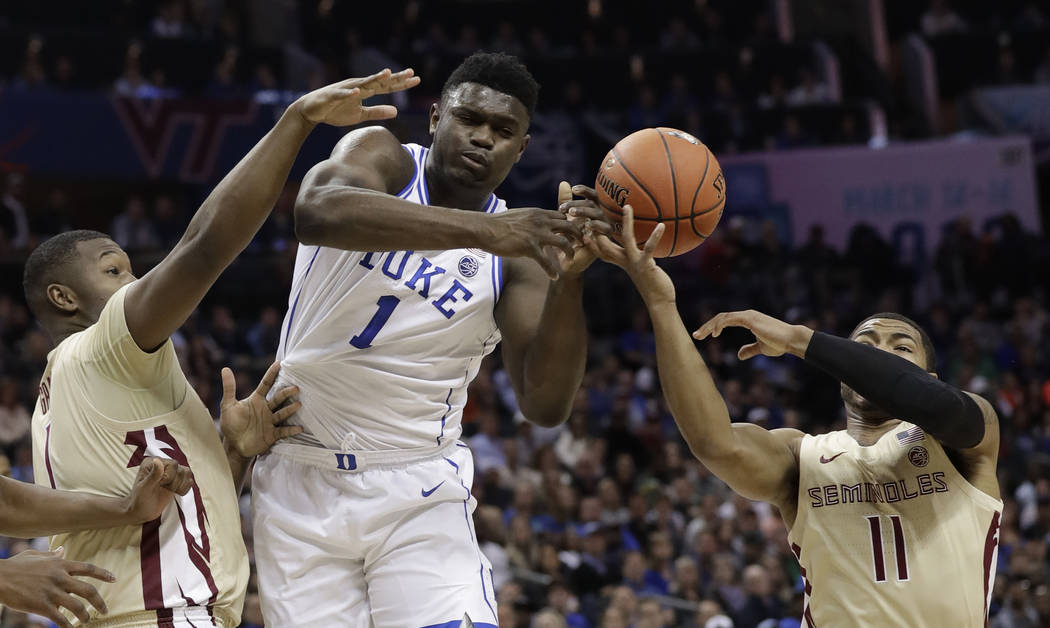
[921,0,968,37]
[785,68,830,106]
[756,75,787,110]
[151,0,190,38]
[110,195,160,251]
[113,41,158,98]
[12,36,47,91]
[0,377,30,455]
[0,174,32,253]
[660,17,701,52]
[1033,46,1050,83]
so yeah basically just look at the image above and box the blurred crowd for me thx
[2,1,1050,627]
[0,168,1049,628]
[4,0,1049,154]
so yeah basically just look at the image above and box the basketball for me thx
[595,127,726,257]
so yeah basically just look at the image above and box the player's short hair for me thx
[23,230,111,318]
[850,312,937,372]
[441,52,540,118]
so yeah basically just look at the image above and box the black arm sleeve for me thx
[804,331,985,449]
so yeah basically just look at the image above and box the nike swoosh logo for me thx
[421,481,445,497]
[820,452,847,464]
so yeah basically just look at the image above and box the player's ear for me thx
[46,282,79,314]
[514,134,530,163]
[428,102,440,135]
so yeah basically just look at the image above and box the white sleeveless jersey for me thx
[274,143,506,450]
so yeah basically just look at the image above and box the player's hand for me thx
[220,362,303,459]
[487,207,583,280]
[292,68,421,127]
[124,457,193,524]
[0,547,115,628]
[556,182,616,277]
[692,310,814,360]
[592,205,676,306]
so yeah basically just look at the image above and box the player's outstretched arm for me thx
[0,457,191,538]
[695,311,989,450]
[592,208,801,506]
[124,70,420,351]
[293,129,582,279]
[219,362,303,493]
[0,455,193,537]
[0,547,114,628]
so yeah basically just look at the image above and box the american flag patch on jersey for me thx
[896,426,925,446]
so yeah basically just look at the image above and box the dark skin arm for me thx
[0,458,192,628]
[496,184,615,428]
[124,70,421,351]
[0,457,191,538]
[593,208,803,520]
[293,127,581,279]
[695,312,1001,500]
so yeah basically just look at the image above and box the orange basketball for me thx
[594,127,725,257]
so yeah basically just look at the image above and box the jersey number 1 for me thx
[866,514,909,582]
[350,296,400,349]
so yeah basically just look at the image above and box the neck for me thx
[425,161,494,211]
[47,315,94,347]
[844,405,902,446]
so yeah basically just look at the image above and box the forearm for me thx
[296,185,492,252]
[803,331,984,448]
[648,302,735,457]
[224,440,252,495]
[0,476,131,537]
[518,277,588,426]
[180,108,318,270]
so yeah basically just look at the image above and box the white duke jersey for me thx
[275,143,507,451]
[787,423,1002,627]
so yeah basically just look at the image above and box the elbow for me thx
[519,398,572,428]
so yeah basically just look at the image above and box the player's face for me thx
[842,318,929,409]
[429,82,530,191]
[66,239,137,322]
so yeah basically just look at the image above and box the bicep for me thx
[700,424,801,505]
[962,392,1000,457]
[495,259,548,396]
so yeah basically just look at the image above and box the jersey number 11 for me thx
[866,515,910,582]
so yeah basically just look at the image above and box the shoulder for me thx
[310,126,415,194]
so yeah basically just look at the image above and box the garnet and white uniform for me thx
[253,143,505,627]
[788,423,1002,627]
[31,284,249,627]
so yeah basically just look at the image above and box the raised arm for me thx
[292,128,581,279]
[593,208,802,507]
[124,70,420,350]
[695,311,990,450]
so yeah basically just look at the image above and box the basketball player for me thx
[253,52,610,627]
[0,457,190,627]
[23,69,421,627]
[594,209,1001,627]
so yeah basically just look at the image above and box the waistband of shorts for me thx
[266,438,462,471]
[83,607,235,627]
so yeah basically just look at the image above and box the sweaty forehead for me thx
[445,82,528,121]
[851,318,919,341]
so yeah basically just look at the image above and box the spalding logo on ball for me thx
[594,127,726,257]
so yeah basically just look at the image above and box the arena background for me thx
[2,1,1050,626]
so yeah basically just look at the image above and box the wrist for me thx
[787,325,815,358]
[223,436,251,461]
[285,101,319,131]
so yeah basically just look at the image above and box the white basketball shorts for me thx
[251,440,499,627]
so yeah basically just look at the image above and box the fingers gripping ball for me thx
[595,127,726,257]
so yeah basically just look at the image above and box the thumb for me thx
[220,367,236,409]
[557,181,572,207]
[738,343,762,361]
[52,546,66,558]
